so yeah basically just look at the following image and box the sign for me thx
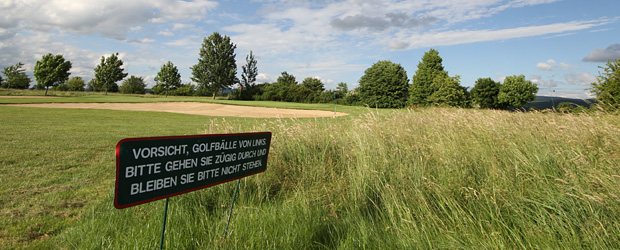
[114,132,271,209]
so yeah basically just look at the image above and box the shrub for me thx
[359,60,409,108]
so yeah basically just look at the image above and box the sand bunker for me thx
[6,102,347,118]
[0,96,60,98]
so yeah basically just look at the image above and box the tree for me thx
[258,72,324,103]
[33,53,72,95]
[119,76,146,94]
[497,75,539,109]
[337,82,348,94]
[358,60,409,108]
[335,82,348,99]
[241,50,258,88]
[557,102,575,113]
[2,63,31,89]
[173,83,196,96]
[154,61,182,97]
[52,77,84,92]
[590,59,620,108]
[94,53,127,95]
[87,79,102,92]
[471,77,501,109]
[427,75,470,107]
[302,77,324,93]
[66,77,85,91]
[277,71,296,85]
[410,49,449,105]
[191,32,238,99]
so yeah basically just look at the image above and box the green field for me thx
[1,92,620,249]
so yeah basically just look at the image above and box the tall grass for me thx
[56,107,620,249]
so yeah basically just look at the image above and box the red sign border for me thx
[114,132,271,209]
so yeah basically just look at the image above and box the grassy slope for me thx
[1,93,620,249]
[524,96,596,110]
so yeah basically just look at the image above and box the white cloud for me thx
[158,30,174,36]
[390,19,605,49]
[0,0,217,40]
[172,23,195,31]
[583,43,620,62]
[0,31,102,80]
[530,75,561,87]
[565,72,597,86]
[151,0,218,22]
[126,38,155,44]
[537,62,553,71]
[164,36,202,48]
[256,73,277,83]
[330,13,438,32]
[536,59,573,71]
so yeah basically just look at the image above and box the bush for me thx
[344,89,362,106]
[359,60,409,108]
[471,77,500,109]
[427,75,470,107]
[66,77,85,91]
[119,76,146,94]
[173,83,196,96]
[51,83,70,91]
[497,75,538,109]
[557,102,575,113]
[229,84,264,100]
[590,59,620,109]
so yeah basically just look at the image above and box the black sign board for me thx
[114,132,271,209]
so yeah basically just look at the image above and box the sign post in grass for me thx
[114,132,272,247]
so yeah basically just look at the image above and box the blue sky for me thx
[1,0,619,98]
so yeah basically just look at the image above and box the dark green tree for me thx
[191,32,238,99]
[427,75,470,107]
[119,76,146,94]
[497,75,539,109]
[335,82,348,99]
[337,82,348,94]
[302,77,324,93]
[2,63,31,89]
[590,59,620,108]
[277,71,296,85]
[173,83,196,96]
[154,61,182,97]
[557,102,575,113]
[34,53,72,95]
[241,50,258,88]
[87,79,102,92]
[471,77,501,109]
[358,60,409,108]
[410,49,448,105]
[94,53,127,95]
[66,77,85,91]
[259,72,322,102]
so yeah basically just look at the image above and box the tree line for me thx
[2,32,619,110]
[227,49,540,109]
[357,49,540,110]
[0,32,246,97]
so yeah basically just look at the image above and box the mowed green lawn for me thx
[1,92,620,249]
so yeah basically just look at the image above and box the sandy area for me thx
[0,96,60,98]
[5,102,347,118]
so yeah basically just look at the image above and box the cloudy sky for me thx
[1,0,619,98]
